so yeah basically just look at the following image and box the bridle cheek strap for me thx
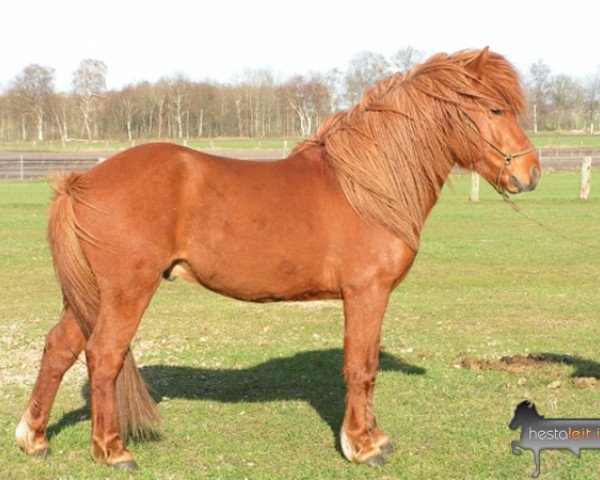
[467,122,535,192]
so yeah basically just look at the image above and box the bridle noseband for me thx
[477,132,536,168]
[466,120,536,193]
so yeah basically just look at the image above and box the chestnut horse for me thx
[17,48,540,470]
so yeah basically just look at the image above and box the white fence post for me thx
[19,153,24,181]
[469,172,480,202]
[580,156,592,200]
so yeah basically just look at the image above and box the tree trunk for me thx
[83,110,92,141]
[36,113,44,142]
[21,116,27,141]
[157,99,164,139]
[235,98,243,137]
[198,109,204,137]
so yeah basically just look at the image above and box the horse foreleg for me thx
[366,373,394,454]
[16,307,86,456]
[340,284,390,466]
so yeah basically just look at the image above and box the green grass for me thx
[0,132,599,153]
[1,173,600,479]
[529,133,600,149]
[0,137,303,153]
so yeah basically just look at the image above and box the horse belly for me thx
[181,212,340,302]
[178,166,342,301]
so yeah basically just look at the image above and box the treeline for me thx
[1,48,599,143]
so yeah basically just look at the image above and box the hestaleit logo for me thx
[509,400,600,477]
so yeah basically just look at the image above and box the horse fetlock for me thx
[340,424,387,465]
[90,437,134,467]
[16,414,50,456]
[369,426,393,451]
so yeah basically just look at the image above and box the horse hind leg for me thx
[85,277,160,470]
[16,307,86,456]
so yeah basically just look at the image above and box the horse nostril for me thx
[530,166,540,187]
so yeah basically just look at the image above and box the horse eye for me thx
[491,108,504,116]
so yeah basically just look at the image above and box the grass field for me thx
[1,173,600,479]
[0,137,303,153]
[0,132,599,153]
[528,133,600,149]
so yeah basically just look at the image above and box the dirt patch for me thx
[572,377,600,388]
[452,353,600,388]
[452,353,563,374]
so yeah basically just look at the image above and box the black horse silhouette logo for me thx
[509,400,600,477]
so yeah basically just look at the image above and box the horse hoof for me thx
[365,454,388,467]
[32,447,51,459]
[380,442,395,455]
[113,460,139,471]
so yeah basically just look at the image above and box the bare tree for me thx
[583,72,600,134]
[391,46,425,72]
[119,85,138,142]
[152,79,170,139]
[165,75,190,139]
[188,82,223,138]
[0,94,17,141]
[527,61,551,133]
[10,64,55,141]
[136,81,158,139]
[549,74,579,130]
[3,51,597,141]
[344,51,391,106]
[323,68,343,114]
[285,73,331,136]
[50,92,73,145]
[72,59,107,140]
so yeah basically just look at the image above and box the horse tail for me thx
[48,173,160,440]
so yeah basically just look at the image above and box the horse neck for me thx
[421,158,455,218]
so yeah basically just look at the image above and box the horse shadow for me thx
[537,352,600,379]
[47,348,425,448]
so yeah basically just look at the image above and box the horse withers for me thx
[17,47,540,470]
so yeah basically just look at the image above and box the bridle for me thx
[478,133,535,193]
[465,117,600,251]
[465,119,536,193]
[477,133,536,168]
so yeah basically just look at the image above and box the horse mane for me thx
[295,49,526,251]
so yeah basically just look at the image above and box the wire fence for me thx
[0,149,288,180]
[538,148,600,171]
[0,155,102,180]
[0,148,598,180]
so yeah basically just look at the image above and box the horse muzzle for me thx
[509,165,540,193]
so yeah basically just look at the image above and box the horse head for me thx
[456,47,541,195]
[509,400,542,430]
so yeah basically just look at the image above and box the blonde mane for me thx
[296,49,526,251]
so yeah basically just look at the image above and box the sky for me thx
[2,0,600,92]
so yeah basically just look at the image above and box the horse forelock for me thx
[296,48,526,251]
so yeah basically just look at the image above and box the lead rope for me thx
[464,117,598,250]
[498,189,600,251]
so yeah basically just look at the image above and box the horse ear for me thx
[465,47,490,77]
